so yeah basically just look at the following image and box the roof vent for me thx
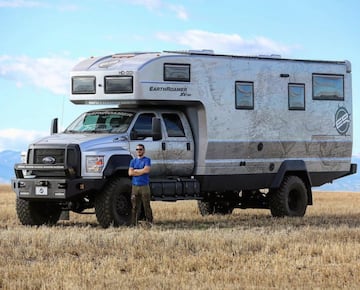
[188,49,214,54]
[258,54,282,58]
[164,49,214,55]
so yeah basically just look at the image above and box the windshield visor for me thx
[65,111,134,133]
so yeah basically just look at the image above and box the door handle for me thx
[187,142,191,151]
[162,142,166,151]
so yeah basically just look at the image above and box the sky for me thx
[0,0,359,155]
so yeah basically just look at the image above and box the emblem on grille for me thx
[42,156,56,164]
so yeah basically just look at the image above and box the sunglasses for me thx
[136,148,144,151]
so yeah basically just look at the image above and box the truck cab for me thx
[63,108,194,177]
[13,106,199,227]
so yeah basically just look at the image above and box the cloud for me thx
[0,30,290,97]
[0,55,79,95]
[0,128,47,152]
[156,30,291,55]
[167,4,188,20]
[126,0,188,20]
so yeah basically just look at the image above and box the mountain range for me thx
[1,150,359,191]
[0,150,21,184]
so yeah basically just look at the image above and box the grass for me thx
[1,184,360,289]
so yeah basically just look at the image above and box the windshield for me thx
[65,111,134,134]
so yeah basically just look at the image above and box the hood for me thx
[32,133,129,152]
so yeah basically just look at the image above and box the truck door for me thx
[129,113,165,176]
[161,113,194,176]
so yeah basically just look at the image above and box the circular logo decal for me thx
[335,107,350,135]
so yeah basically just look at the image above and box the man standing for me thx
[128,144,153,226]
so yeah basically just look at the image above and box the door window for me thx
[162,113,186,137]
[131,113,155,140]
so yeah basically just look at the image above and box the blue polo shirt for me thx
[129,156,151,186]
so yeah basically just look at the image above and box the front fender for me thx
[103,155,132,177]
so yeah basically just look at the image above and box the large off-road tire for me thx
[269,175,308,217]
[94,178,132,228]
[16,198,62,226]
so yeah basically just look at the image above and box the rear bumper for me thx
[348,163,357,176]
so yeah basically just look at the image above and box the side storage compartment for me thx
[150,178,201,201]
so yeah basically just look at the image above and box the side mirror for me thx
[51,118,58,135]
[152,117,162,141]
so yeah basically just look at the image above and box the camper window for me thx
[235,82,254,110]
[104,76,133,94]
[288,84,305,110]
[72,76,96,94]
[312,74,344,100]
[164,63,190,82]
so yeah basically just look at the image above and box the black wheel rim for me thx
[115,194,130,216]
[288,189,300,211]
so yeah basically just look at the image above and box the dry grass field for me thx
[1,184,360,289]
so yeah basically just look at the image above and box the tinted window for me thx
[131,113,155,139]
[313,74,344,100]
[164,63,190,82]
[289,84,305,110]
[235,82,254,109]
[162,113,185,137]
[72,76,96,94]
[65,111,134,133]
[104,76,133,94]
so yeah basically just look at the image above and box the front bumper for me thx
[12,177,105,200]
[12,162,106,200]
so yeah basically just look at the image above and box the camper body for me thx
[12,51,356,227]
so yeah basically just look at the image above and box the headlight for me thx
[86,156,104,173]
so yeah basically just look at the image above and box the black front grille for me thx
[27,144,81,178]
[34,149,65,164]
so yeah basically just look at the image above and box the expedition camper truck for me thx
[12,50,357,227]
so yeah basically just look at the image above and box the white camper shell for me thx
[70,51,354,182]
[12,50,356,227]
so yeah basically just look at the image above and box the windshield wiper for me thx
[65,130,79,134]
